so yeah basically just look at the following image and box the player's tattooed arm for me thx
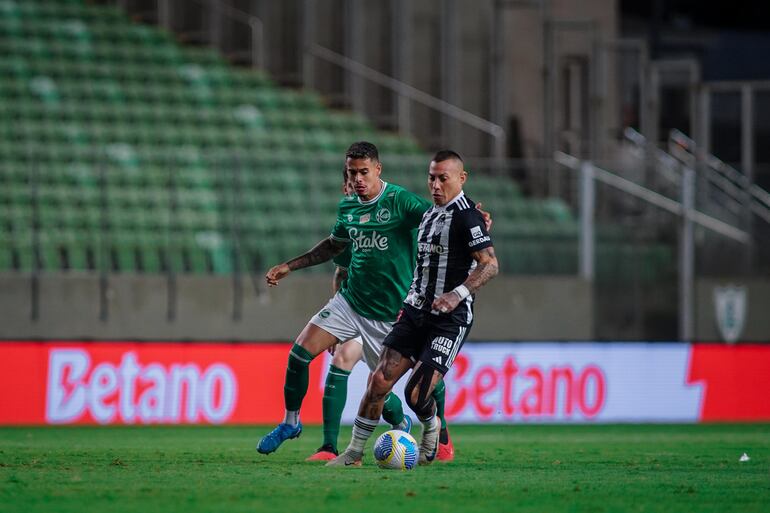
[431,246,499,313]
[464,246,499,294]
[265,237,347,287]
[288,237,347,271]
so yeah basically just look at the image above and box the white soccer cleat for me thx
[418,416,441,465]
[325,448,363,467]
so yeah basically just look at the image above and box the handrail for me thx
[705,80,770,91]
[186,0,265,69]
[669,129,770,224]
[555,151,751,244]
[309,44,507,158]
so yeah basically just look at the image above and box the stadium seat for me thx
[0,0,605,278]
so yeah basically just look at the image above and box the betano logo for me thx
[348,227,389,251]
[445,354,606,420]
[46,349,238,425]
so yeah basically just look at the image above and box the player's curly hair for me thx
[346,141,380,162]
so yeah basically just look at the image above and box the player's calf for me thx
[417,415,441,465]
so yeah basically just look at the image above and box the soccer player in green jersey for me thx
[257,142,470,457]
[306,167,453,462]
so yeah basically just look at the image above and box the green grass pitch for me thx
[1,424,768,513]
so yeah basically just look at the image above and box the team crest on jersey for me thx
[434,214,446,231]
[360,213,371,224]
[470,225,483,239]
[347,214,353,222]
[376,208,391,223]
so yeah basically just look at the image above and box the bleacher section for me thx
[0,0,670,279]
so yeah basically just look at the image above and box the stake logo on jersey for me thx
[349,228,389,251]
[404,191,494,323]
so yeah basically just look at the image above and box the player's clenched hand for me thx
[475,202,493,231]
[265,263,291,287]
[432,291,461,315]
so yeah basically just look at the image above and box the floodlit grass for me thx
[1,424,768,513]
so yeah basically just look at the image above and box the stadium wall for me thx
[0,273,592,341]
[1,341,768,425]
[695,278,770,342]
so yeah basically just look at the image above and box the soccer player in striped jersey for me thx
[257,142,476,458]
[327,150,498,467]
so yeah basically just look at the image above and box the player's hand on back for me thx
[431,291,461,315]
[265,263,291,287]
[475,202,493,231]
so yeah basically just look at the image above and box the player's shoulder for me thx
[336,194,358,211]
[450,193,478,215]
[382,182,410,199]
[451,194,488,228]
[384,182,431,208]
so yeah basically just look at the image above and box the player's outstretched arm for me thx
[431,246,499,313]
[264,237,348,287]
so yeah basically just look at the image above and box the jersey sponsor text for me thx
[348,227,389,251]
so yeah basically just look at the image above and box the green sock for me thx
[284,344,314,412]
[322,365,351,450]
[433,378,447,430]
[381,392,405,427]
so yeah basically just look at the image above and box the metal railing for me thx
[556,152,751,243]
[307,44,507,160]
[555,150,752,341]
[668,129,770,226]
[175,0,265,69]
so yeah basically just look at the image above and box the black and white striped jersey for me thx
[403,191,494,324]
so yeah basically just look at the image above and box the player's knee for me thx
[405,385,426,411]
[331,342,361,371]
[331,351,351,370]
[404,369,436,418]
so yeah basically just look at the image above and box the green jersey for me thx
[332,195,353,271]
[332,245,352,270]
[331,181,431,321]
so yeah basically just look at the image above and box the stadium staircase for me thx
[0,0,667,279]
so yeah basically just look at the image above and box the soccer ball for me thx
[373,429,419,470]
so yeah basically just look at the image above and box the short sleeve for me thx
[455,209,493,253]
[331,203,351,242]
[396,188,431,228]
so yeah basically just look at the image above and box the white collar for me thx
[358,180,387,205]
[434,190,466,211]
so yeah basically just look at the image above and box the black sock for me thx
[439,427,449,444]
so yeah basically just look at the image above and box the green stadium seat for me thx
[0,0,619,279]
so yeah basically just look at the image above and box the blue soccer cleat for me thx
[257,422,303,454]
[392,415,413,434]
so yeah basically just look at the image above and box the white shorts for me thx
[310,292,394,371]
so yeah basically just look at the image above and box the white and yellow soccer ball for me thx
[373,429,419,470]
